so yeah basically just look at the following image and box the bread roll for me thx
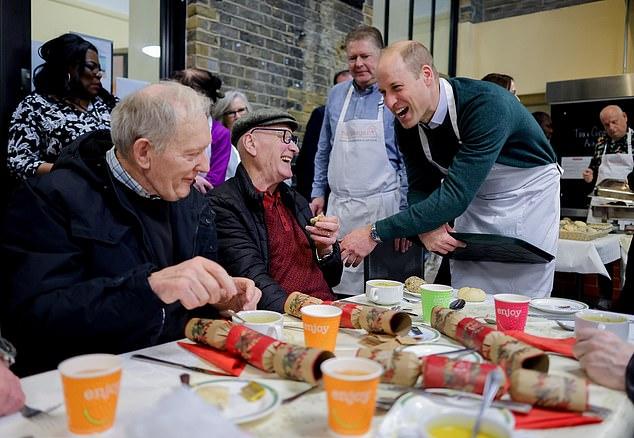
[457,287,486,302]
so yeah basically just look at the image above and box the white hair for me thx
[111,81,210,157]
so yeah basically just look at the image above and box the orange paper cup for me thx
[321,357,383,436]
[301,304,342,352]
[58,354,122,435]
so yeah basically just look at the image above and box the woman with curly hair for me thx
[7,33,116,179]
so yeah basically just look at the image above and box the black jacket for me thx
[1,130,219,376]
[210,164,342,312]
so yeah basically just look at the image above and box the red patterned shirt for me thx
[262,191,335,301]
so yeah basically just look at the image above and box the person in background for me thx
[7,33,116,180]
[211,109,343,313]
[173,68,232,193]
[310,25,410,296]
[341,41,559,298]
[481,72,518,98]
[0,336,24,416]
[294,69,352,201]
[213,91,254,180]
[574,328,634,403]
[582,105,632,189]
[532,111,553,140]
[1,83,260,376]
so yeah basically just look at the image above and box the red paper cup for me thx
[494,294,530,331]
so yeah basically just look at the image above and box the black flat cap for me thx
[231,108,298,145]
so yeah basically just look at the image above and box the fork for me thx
[20,402,63,418]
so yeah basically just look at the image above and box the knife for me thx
[131,354,233,377]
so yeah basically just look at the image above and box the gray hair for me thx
[111,81,210,157]
[211,90,253,122]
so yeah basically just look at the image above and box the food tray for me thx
[595,178,634,201]
[559,229,610,241]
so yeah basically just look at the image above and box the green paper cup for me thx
[420,284,453,323]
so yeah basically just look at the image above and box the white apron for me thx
[421,79,560,298]
[587,129,633,223]
[327,84,400,295]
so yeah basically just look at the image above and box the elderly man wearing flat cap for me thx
[210,108,343,312]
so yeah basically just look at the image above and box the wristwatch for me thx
[0,336,16,366]
[369,224,382,243]
[316,248,334,262]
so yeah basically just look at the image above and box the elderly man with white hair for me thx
[1,82,261,376]
[210,108,343,313]
[583,105,632,190]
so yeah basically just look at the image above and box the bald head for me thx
[600,105,628,141]
[382,41,438,80]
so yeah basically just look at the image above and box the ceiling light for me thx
[141,45,161,58]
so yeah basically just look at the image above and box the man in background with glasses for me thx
[211,109,344,312]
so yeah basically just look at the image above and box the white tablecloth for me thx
[556,234,622,277]
[1,298,633,437]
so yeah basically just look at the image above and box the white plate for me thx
[376,391,514,438]
[194,379,280,424]
[337,294,414,310]
[408,325,441,342]
[404,289,421,299]
[402,343,482,362]
[529,298,588,315]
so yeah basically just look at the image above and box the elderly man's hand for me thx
[573,328,634,391]
[309,197,325,216]
[418,224,465,254]
[148,256,238,309]
[582,168,593,183]
[305,215,339,257]
[193,175,213,194]
[340,224,377,267]
[0,362,25,416]
[214,277,261,312]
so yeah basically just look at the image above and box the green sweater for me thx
[376,77,557,240]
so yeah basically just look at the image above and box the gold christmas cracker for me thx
[273,343,335,385]
[357,347,420,386]
[430,307,548,376]
[186,318,334,384]
[284,292,412,335]
[185,318,232,349]
[284,291,322,316]
[510,369,588,412]
[420,356,508,397]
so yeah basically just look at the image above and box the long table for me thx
[1,296,633,437]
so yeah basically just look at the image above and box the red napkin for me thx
[178,341,246,377]
[503,330,576,358]
[514,407,602,429]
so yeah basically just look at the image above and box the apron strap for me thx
[418,78,461,176]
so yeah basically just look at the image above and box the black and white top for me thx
[7,92,114,179]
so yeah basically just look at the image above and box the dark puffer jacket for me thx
[210,164,342,312]
[1,130,219,376]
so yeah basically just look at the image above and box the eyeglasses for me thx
[223,107,248,118]
[83,62,105,75]
[250,128,298,144]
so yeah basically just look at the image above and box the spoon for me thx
[555,320,574,331]
[226,309,247,324]
[471,368,504,438]
[449,299,466,310]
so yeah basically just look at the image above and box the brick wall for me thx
[459,0,601,23]
[186,0,372,132]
